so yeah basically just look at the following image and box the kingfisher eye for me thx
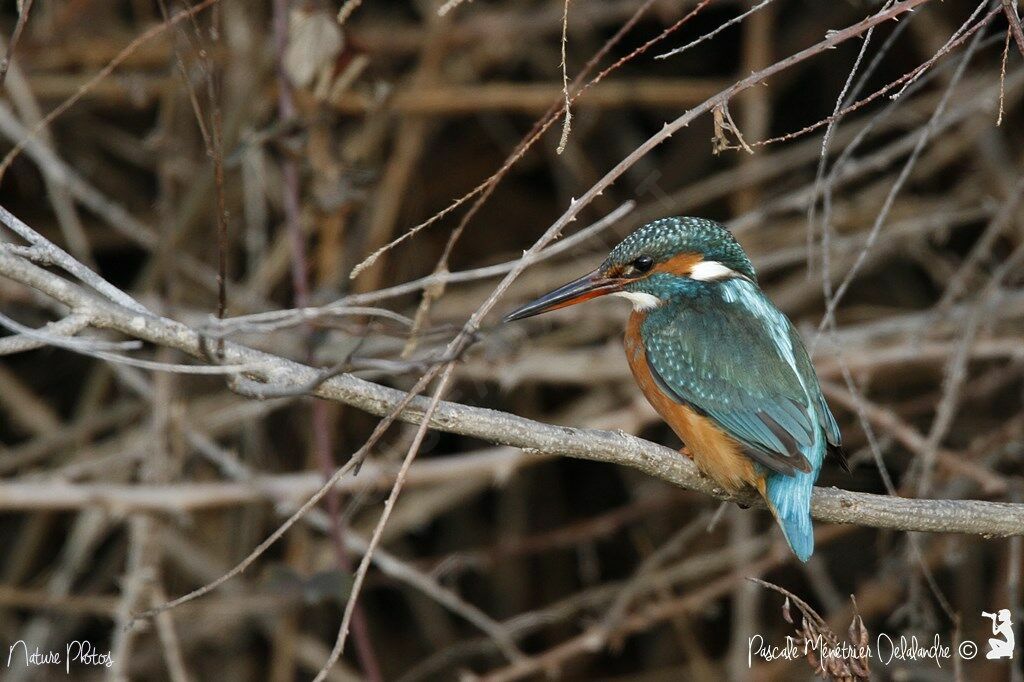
[631,255,654,273]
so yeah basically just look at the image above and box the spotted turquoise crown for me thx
[606,217,757,281]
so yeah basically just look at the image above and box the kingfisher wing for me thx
[641,283,832,477]
[791,328,842,450]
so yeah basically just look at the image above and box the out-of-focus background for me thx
[0,0,1022,680]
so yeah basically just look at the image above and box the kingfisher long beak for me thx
[503,269,621,323]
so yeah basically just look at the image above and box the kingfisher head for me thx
[504,217,756,322]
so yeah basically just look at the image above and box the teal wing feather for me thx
[640,279,832,477]
[788,323,842,450]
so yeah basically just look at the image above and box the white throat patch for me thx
[612,291,662,311]
[689,260,740,282]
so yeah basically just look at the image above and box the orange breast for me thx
[624,312,763,494]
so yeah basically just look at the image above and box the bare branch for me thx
[0,248,1021,538]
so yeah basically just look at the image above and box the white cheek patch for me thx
[612,291,662,311]
[689,260,740,282]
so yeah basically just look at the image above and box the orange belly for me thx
[624,312,763,494]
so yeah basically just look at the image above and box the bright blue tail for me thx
[763,403,828,561]
[765,468,816,561]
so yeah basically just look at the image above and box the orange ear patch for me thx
[652,252,702,277]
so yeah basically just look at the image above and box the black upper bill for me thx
[503,270,620,323]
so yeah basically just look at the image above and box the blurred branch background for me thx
[0,0,1022,680]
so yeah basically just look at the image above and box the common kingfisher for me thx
[504,217,844,561]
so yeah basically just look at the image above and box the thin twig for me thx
[0,0,223,186]
[1003,0,1024,55]
[556,0,573,155]
[0,0,34,88]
